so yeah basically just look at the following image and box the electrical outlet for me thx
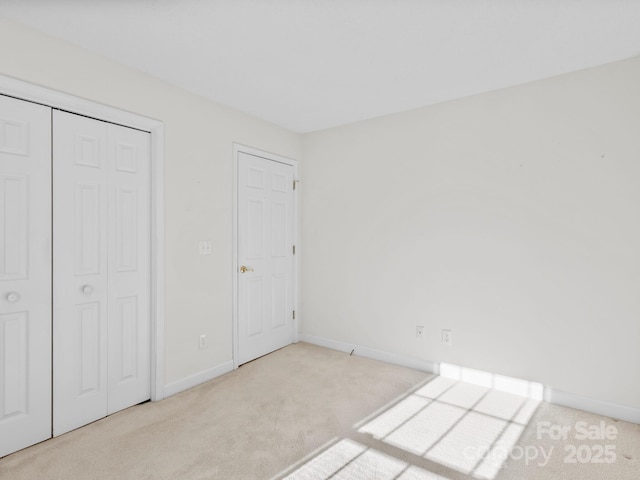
[442,329,452,346]
[199,334,208,349]
[198,240,212,255]
[416,325,424,338]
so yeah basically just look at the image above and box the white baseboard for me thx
[545,388,640,424]
[163,360,234,398]
[299,333,640,425]
[298,333,438,375]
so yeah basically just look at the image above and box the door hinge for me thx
[293,310,296,320]
[293,179,299,191]
[293,245,296,255]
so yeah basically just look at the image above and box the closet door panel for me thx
[0,95,52,457]
[53,110,109,436]
[107,123,150,414]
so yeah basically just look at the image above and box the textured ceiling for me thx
[2,0,640,132]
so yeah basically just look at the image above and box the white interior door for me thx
[238,151,294,364]
[53,111,150,436]
[0,95,52,457]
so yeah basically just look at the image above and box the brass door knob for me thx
[240,265,254,273]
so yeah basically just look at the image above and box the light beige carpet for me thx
[0,342,638,479]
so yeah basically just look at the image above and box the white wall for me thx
[0,17,302,387]
[301,56,640,410]
[3,15,639,412]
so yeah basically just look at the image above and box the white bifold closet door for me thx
[53,110,151,436]
[0,95,52,458]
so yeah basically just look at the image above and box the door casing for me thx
[0,74,166,402]
[232,143,298,369]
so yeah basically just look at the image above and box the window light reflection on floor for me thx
[283,438,450,480]
[358,364,543,480]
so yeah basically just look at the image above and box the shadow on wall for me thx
[273,366,543,479]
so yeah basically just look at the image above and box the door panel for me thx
[77,302,101,394]
[238,152,294,364]
[0,174,28,279]
[1,312,28,414]
[53,111,109,436]
[76,184,102,275]
[106,122,150,415]
[0,95,52,457]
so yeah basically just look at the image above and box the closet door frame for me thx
[0,74,166,402]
